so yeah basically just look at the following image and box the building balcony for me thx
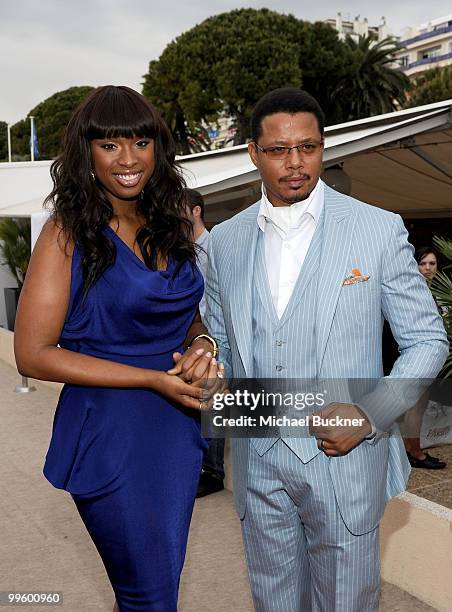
[399,51,452,71]
[400,23,452,47]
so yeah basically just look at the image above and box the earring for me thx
[89,169,96,181]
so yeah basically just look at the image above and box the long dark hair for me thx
[45,85,195,294]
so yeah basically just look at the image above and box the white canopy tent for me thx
[0,100,451,328]
[0,99,451,229]
[184,100,452,223]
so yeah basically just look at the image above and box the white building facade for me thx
[324,13,390,42]
[395,15,452,78]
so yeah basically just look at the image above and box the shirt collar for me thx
[257,179,324,233]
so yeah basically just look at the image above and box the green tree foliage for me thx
[295,21,354,121]
[143,8,348,152]
[0,121,7,161]
[0,218,31,289]
[405,66,452,108]
[331,36,411,121]
[11,86,94,160]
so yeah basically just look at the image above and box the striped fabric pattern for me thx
[249,216,321,459]
[204,184,449,610]
[242,440,380,612]
[205,184,448,520]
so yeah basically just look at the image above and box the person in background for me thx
[185,188,209,319]
[185,188,225,497]
[404,246,447,469]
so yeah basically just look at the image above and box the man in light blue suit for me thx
[204,88,448,611]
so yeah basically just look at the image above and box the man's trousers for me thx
[241,440,380,612]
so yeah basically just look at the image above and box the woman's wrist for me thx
[188,334,218,357]
[189,337,214,355]
[145,368,162,391]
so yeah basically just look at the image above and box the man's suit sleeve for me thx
[204,228,233,379]
[382,214,448,379]
[360,214,448,432]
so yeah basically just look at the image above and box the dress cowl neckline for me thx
[105,225,174,275]
[60,228,204,358]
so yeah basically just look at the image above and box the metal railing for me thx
[400,24,452,47]
[399,51,452,71]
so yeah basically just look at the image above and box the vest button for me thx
[276,340,283,347]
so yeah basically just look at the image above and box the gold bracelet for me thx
[188,334,218,358]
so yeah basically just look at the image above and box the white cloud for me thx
[1,0,450,123]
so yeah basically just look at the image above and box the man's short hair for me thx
[250,88,325,142]
[184,188,205,221]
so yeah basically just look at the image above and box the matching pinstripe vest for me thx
[251,213,324,462]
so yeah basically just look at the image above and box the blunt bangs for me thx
[83,86,157,141]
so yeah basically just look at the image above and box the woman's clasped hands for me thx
[163,345,227,411]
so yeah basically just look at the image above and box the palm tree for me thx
[431,237,452,377]
[0,218,31,289]
[0,218,31,331]
[332,35,410,122]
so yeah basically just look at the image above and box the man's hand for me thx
[167,340,214,383]
[150,370,211,411]
[309,403,372,456]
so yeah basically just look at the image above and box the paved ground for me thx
[0,360,441,611]
[406,444,452,509]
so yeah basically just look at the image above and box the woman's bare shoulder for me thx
[36,216,74,258]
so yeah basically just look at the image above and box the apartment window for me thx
[399,55,409,67]
[419,45,441,60]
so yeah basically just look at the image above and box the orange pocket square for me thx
[343,268,370,286]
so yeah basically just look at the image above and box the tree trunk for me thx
[175,112,191,156]
[233,112,250,146]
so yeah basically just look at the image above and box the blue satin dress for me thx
[44,226,207,611]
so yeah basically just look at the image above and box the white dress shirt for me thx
[257,179,324,318]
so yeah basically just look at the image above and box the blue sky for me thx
[1,0,450,123]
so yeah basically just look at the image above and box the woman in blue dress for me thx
[14,85,222,611]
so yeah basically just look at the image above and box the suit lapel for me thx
[229,208,260,376]
[316,186,357,374]
[254,233,280,325]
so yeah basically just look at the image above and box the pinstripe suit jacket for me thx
[205,184,448,533]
